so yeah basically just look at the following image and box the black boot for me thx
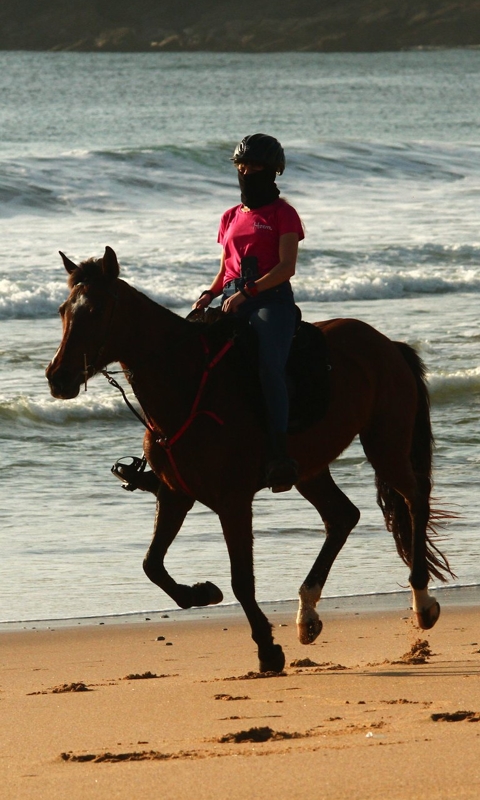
[265,432,298,493]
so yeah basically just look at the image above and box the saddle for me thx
[187,306,331,434]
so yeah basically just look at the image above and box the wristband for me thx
[199,290,214,301]
[245,280,259,298]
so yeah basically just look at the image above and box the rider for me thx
[113,133,303,494]
[192,133,304,492]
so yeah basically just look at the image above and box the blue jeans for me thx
[223,281,296,437]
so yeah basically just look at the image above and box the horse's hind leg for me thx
[143,481,224,609]
[408,476,441,630]
[296,469,360,645]
[219,498,285,674]
[362,433,441,631]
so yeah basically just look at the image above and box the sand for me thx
[2,597,480,800]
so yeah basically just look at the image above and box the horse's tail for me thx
[375,341,454,582]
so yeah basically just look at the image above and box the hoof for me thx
[190,581,223,607]
[259,644,285,674]
[416,601,440,630]
[297,617,323,645]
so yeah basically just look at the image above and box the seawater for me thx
[0,50,479,624]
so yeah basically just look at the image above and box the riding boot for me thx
[265,432,298,493]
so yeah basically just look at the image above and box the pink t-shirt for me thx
[217,198,304,286]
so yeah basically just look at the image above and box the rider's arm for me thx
[192,252,226,309]
[222,232,299,313]
[252,232,298,292]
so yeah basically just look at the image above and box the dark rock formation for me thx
[1,0,479,52]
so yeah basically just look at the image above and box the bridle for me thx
[77,283,119,390]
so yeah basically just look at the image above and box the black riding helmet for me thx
[231,133,286,175]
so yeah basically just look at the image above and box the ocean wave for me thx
[0,274,200,320]
[1,277,477,322]
[0,391,136,427]
[0,145,232,218]
[1,139,480,218]
[0,279,67,320]
[294,264,480,303]
[1,255,479,321]
[1,364,477,432]
[303,243,480,269]
[290,140,480,183]
[428,367,480,404]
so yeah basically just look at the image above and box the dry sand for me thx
[2,598,480,800]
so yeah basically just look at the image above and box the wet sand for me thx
[2,595,480,800]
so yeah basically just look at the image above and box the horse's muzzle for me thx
[45,363,82,399]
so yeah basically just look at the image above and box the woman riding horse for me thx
[193,133,304,492]
[115,133,304,494]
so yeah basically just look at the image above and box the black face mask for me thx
[238,167,280,209]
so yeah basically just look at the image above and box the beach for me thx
[3,594,480,800]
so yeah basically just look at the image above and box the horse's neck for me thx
[117,281,202,429]
[118,282,190,359]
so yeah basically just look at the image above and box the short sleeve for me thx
[276,202,305,241]
[218,206,238,246]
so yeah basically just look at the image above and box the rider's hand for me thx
[223,291,246,314]
[192,294,212,310]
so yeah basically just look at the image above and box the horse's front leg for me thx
[219,498,285,674]
[143,481,224,609]
[296,470,361,645]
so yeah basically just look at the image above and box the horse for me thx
[46,246,453,673]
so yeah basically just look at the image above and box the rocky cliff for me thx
[1,0,480,52]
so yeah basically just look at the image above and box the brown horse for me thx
[46,247,452,673]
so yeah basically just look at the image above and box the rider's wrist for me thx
[199,290,214,303]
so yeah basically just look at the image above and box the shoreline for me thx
[2,583,480,633]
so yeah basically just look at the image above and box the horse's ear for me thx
[59,251,78,275]
[102,246,120,280]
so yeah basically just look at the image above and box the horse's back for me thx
[304,317,420,446]
[316,317,415,379]
[316,317,398,348]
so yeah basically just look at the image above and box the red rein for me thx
[150,336,234,495]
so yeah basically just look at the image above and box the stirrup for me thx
[111,455,147,492]
[266,457,299,494]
